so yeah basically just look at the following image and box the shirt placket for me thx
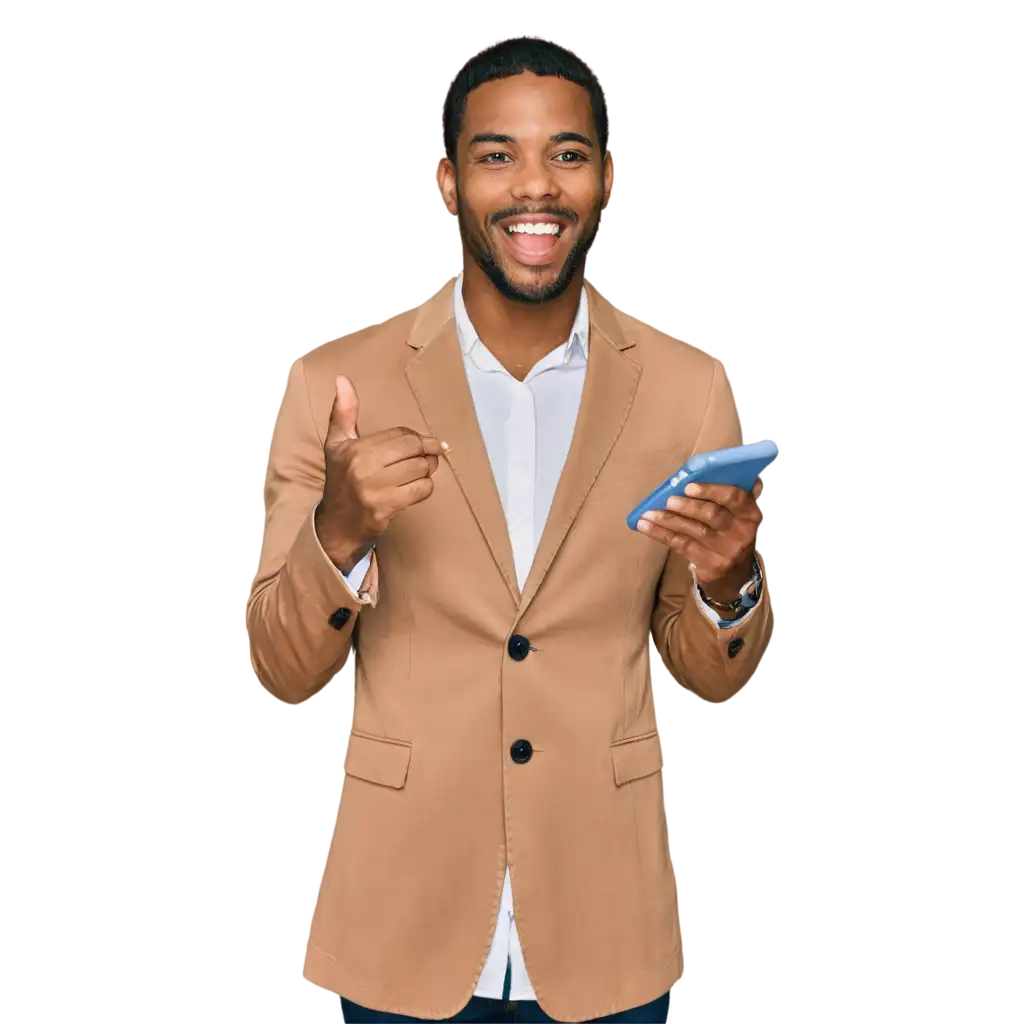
[506,377,536,592]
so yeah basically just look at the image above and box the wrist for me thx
[314,505,370,574]
[695,551,760,613]
[699,559,754,604]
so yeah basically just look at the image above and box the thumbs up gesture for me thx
[314,374,446,573]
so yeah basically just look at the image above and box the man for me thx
[247,36,773,1024]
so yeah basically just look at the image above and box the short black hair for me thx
[442,36,608,164]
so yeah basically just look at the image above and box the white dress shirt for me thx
[332,274,757,1000]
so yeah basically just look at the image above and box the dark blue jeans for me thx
[340,989,670,1022]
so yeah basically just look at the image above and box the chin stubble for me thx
[456,189,603,304]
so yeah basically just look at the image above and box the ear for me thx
[437,157,458,215]
[601,150,614,210]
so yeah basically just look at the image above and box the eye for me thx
[482,152,512,164]
[554,150,587,164]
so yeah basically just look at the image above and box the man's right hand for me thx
[314,373,445,574]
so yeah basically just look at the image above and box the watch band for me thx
[695,555,762,614]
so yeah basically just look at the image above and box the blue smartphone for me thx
[625,440,778,531]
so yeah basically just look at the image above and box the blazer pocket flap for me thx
[344,731,412,789]
[610,730,664,785]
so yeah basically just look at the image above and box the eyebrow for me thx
[551,132,594,148]
[468,131,595,149]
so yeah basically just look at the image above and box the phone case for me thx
[625,440,778,531]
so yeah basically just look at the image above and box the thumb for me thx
[329,374,360,441]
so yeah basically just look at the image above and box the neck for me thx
[460,260,584,353]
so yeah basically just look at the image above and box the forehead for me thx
[461,71,595,143]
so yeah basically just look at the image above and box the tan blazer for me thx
[246,277,774,1021]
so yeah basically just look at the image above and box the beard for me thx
[456,185,603,304]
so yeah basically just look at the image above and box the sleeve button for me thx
[328,607,351,630]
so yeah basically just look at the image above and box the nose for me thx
[509,154,560,203]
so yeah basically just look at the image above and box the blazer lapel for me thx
[405,279,522,606]
[403,277,641,616]
[516,280,640,618]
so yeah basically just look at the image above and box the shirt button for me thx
[727,636,744,658]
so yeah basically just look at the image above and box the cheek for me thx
[458,208,496,251]
[456,203,487,243]
[569,174,604,213]
[460,171,507,209]
[589,191,607,223]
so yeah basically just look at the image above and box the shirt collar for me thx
[452,272,589,365]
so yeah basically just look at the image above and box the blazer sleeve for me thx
[246,357,379,704]
[649,357,774,702]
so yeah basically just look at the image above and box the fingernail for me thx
[684,483,701,496]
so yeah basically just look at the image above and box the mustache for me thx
[487,206,579,227]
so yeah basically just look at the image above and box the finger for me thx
[422,436,446,457]
[663,494,733,533]
[375,428,445,464]
[683,481,759,520]
[636,518,730,572]
[640,508,733,554]
[752,476,764,500]
[390,473,436,512]
[376,451,440,488]
[328,374,360,442]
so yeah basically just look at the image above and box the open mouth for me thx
[497,217,569,267]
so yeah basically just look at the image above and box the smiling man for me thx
[247,36,774,1024]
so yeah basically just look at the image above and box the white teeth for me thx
[506,222,561,235]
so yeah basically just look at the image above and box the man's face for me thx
[442,71,613,304]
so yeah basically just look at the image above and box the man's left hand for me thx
[637,478,764,603]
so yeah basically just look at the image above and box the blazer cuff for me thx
[309,505,378,603]
[687,550,771,667]
[294,507,379,609]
